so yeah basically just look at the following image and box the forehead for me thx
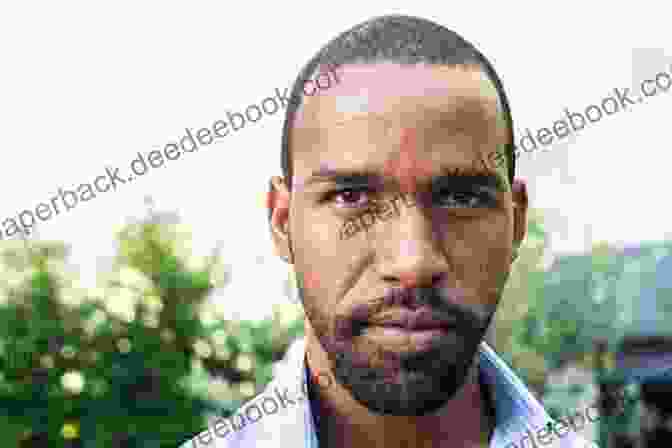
[292,63,507,188]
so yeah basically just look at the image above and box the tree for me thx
[0,200,305,447]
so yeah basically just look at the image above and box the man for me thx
[181,15,592,448]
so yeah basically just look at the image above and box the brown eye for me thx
[328,188,371,207]
[436,189,496,208]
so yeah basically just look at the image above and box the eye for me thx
[325,188,371,207]
[435,189,496,208]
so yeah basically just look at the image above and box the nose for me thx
[374,197,450,289]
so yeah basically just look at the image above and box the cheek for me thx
[295,254,357,322]
[298,271,332,334]
[439,211,512,249]
[302,271,322,291]
[294,203,369,288]
[442,215,512,281]
[298,270,334,322]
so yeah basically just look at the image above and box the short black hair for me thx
[280,14,515,189]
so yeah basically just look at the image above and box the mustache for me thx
[335,286,489,338]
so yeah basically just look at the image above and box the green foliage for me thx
[494,215,672,388]
[0,205,304,447]
[519,240,672,371]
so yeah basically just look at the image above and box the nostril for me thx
[431,273,445,287]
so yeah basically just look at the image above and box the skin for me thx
[268,62,528,448]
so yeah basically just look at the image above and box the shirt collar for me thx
[291,338,589,447]
[213,338,591,448]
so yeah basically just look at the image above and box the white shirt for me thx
[179,339,596,447]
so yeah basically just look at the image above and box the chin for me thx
[331,339,479,416]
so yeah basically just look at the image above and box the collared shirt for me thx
[180,339,596,448]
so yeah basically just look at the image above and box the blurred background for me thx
[2,198,671,448]
[1,1,670,447]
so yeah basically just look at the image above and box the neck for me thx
[306,334,494,448]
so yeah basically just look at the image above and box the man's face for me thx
[269,62,527,416]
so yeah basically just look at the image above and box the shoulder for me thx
[177,375,309,448]
[179,338,310,448]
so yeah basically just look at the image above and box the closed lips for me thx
[368,308,457,331]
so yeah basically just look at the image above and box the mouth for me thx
[368,307,458,330]
[361,308,459,346]
[362,326,454,353]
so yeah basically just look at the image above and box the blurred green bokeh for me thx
[0,203,304,448]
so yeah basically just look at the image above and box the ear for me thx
[268,176,293,263]
[511,178,528,255]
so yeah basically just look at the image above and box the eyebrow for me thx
[433,167,507,192]
[303,166,507,192]
[303,168,385,189]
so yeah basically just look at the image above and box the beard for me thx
[297,278,498,417]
